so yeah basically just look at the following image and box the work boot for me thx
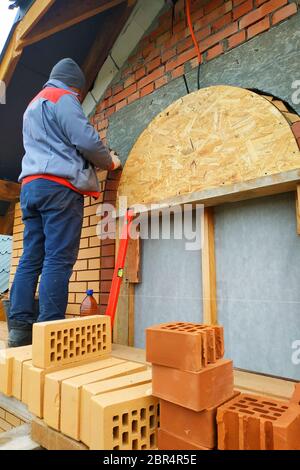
[8,321,33,348]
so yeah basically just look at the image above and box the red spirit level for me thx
[105,209,135,329]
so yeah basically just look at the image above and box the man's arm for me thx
[55,93,114,170]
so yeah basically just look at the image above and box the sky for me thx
[0,1,17,54]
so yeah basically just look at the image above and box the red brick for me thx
[233,0,253,19]
[97,118,108,131]
[195,25,212,41]
[152,360,234,411]
[101,269,114,281]
[292,122,300,139]
[144,48,161,63]
[272,3,297,24]
[100,293,109,305]
[171,65,185,79]
[160,393,240,449]
[290,383,300,406]
[115,99,127,112]
[256,0,270,4]
[104,106,116,118]
[100,281,112,293]
[156,31,172,46]
[104,87,112,99]
[233,0,246,5]
[112,83,123,95]
[98,305,106,315]
[135,67,146,80]
[140,83,154,97]
[121,67,131,79]
[112,84,137,105]
[173,20,186,35]
[247,15,270,38]
[195,2,233,31]
[212,12,232,32]
[204,0,224,15]
[124,75,135,88]
[155,76,168,89]
[200,23,239,52]
[227,29,246,48]
[101,256,115,269]
[166,48,197,72]
[191,5,204,22]
[147,56,161,73]
[146,322,224,371]
[99,130,106,140]
[239,0,287,28]
[142,43,155,58]
[177,36,193,54]
[207,43,224,60]
[138,67,165,89]
[217,393,300,450]
[101,244,115,257]
[162,48,176,63]
[128,91,140,104]
[158,429,210,451]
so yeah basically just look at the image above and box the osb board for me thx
[118,86,300,208]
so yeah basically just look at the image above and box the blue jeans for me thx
[9,179,84,324]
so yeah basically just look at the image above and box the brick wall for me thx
[91,0,298,139]
[9,0,298,319]
[0,406,25,433]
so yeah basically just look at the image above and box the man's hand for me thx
[110,150,121,170]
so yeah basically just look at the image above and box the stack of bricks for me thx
[0,315,160,450]
[217,383,300,450]
[146,322,237,450]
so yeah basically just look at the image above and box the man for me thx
[8,58,121,347]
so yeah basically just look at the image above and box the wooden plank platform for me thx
[31,417,88,451]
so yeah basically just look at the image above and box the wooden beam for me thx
[126,237,141,283]
[0,0,55,85]
[20,0,129,48]
[128,284,135,347]
[296,185,300,235]
[122,169,300,217]
[0,180,20,202]
[0,202,16,236]
[201,207,217,325]
[82,1,136,96]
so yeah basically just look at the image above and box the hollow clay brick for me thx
[290,383,300,406]
[152,359,234,411]
[160,391,240,449]
[89,383,159,450]
[158,429,210,451]
[146,322,224,371]
[0,345,32,396]
[12,357,32,401]
[61,362,147,441]
[32,315,111,369]
[21,360,32,405]
[81,369,152,446]
[217,393,300,450]
[43,357,124,430]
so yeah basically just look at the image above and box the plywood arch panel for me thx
[117,85,300,208]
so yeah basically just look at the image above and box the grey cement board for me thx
[215,193,300,380]
[134,218,203,349]
[107,13,300,163]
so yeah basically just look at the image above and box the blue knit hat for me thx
[49,58,86,90]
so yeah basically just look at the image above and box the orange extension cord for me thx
[185,0,202,89]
